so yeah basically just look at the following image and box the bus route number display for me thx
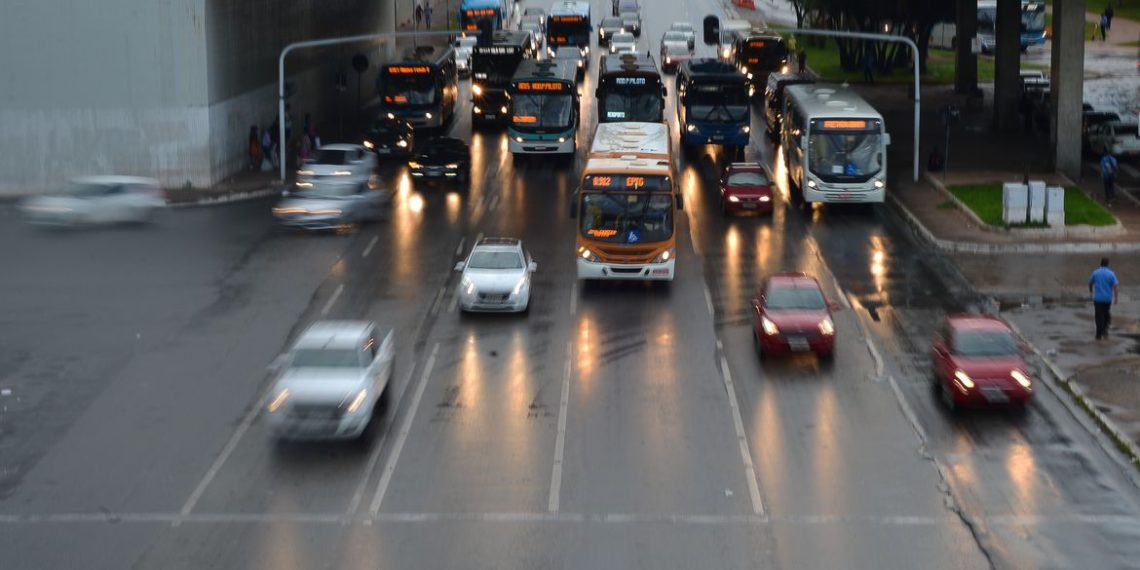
[465,8,495,16]
[587,175,658,190]
[821,119,869,130]
[748,40,766,48]
[475,46,519,55]
[387,66,431,74]
[551,15,584,22]
[614,77,647,86]
[516,81,566,92]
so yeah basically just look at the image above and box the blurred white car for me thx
[454,237,537,313]
[273,182,389,231]
[669,21,696,50]
[20,176,165,226]
[520,20,545,52]
[454,35,478,76]
[609,32,637,55]
[296,144,377,190]
[266,320,394,441]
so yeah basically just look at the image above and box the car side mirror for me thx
[454,261,465,271]
[828,301,842,312]
[528,261,538,272]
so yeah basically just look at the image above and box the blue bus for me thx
[675,59,750,157]
[460,0,514,32]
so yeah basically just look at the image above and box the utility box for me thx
[1028,180,1046,223]
[1002,182,1028,225]
[1046,186,1065,227]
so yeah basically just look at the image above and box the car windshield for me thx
[663,32,687,43]
[602,18,622,29]
[663,42,689,55]
[766,286,826,310]
[66,183,116,197]
[291,348,362,368]
[613,33,634,44]
[727,171,769,186]
[468,250,524,270]
[311,149,352,165]
[954,330,1017,357]
[580,193,674,244]
[381,72,436,106]
[672,23,692,32]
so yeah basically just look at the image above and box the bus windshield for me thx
[548,18,590,47]
[473,50,525,85]
[808,128,883,182]
[382,71,436,106]
[599,78,664,122]
[686,82,748,123]
[580,192,674,244]
[512,92,574,129]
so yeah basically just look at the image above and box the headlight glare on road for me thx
[761,316,779,336]
[954,370,975,390]
[267,389,290,413]
[344,389,368,413]
[818,317,835,336]
[297,170,315,176]
[578,247,598,262]
[1011,370,1032,389]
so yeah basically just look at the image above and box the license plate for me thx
[712,135,725,141]
[377,147,391,154]
[788,337,809,352]
[484,114,497,119]
[741,202,757,209]
[651,268,669,275]
[982,387,1009,403]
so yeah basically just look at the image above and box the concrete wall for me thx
[0,0,392,194]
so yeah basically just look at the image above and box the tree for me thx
[810,0,954,75]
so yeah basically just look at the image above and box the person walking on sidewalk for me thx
[1089,257,1120,340]
[1101,150,1118,205]
[1105,4,1115,33]
[1100,13,1109,41]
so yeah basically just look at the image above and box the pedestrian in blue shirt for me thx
[1089,257,1120,339]
[1101,151,1118,205]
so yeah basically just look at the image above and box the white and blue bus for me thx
[508,59,580,157]
[931,0,1046,53]
[780,84,889,204]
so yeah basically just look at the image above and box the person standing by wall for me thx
[1101,150,1118,205]
[1089,258,1120,340]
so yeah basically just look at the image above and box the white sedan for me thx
[669,21,696,50]
[19,175,165,226]
[266,320,394,441]
[296,144,378,190]
[609,32,637,55]
[454,237,537,313]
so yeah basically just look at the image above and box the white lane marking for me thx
[176,392,270,525]
[321,284,345,316]
[488,195,500,211]
[362,235,379,258]
[716,339,765,516]
[428,286,446,317]
[548,344,573,513]
[455,237,466,256]
[865,337,884,380]
[369,343,440,516]
[704,282,715,316]
[569,284,578,316]
[346,364,417,518]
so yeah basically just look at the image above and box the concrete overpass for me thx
[954,0,1086,180]
[0,0,400,194]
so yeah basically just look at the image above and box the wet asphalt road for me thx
[4,0,1140,568]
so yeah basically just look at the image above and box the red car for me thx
[751,273,836,361]
[721,163,774,216]
[931,314,1033,411]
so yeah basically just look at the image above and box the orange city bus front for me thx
[575,173,678,281]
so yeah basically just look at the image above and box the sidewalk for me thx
[162,169,287,208]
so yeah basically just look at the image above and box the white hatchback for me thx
[19,176,165,226]
[296,144,378,191]
[454,237,537,313]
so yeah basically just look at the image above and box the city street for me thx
[3,0,1140,568]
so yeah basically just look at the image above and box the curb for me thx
[1004,319,1140,479]
[887,187,1140,254]
[165,186,283,209]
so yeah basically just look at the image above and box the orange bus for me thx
[573,122,683,281]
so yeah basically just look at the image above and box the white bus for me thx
[780,84,889,204]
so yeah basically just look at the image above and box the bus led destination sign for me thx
[551,15,585,23]
[614,77,647,85]
[821,119,869,130]
[475,46,520,55]
[465,8,495,16]
[387,66,431,74]
[586,175,668,190]
[516,81,567,92]
[748,40,766,48]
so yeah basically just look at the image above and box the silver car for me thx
[273,182,389,231]
[609,32,637,55]
[19,175,166,226]
[454,237,537,313]
[296,144,377,190]
[266,321,394,441]
[669,21,696,50]
[454,36,478,77]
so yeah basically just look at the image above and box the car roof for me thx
[319,144,362,151]
[727,162,767,173]
[946,314,1010,332]
[613,32,634,40]
[524,7,544,13]
[671,21,692,28]
[620,11,638,17]
[476,237,521,248]
[70,175,161,186]
[767,273,821,289]
[295,320,375,349]
[602,17,622,24]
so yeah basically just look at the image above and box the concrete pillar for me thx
[992,0,1021,131]
[955,0,978,94]
[1051,0,1086,179]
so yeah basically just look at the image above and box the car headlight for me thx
[425,112,433,119]
[807,179,817,188]
[581,46,589,55]
[397,139,408,148]
[758,195,771,202]
[749,86,756,97]
[747,72,754,80]
[500,105,508,114]
[462,276,477,295]
[472,84,483,95]
[363,140,375,149]
[818,317,835,336]
[344,389,368,413]
[578,246,598,262]
[267,389,290,413]
[408,161,422,169]
[1011,370,1032,389]
[297,170,315,176]
[722,47,731,58]
[272,207,305,215]
[610,45,615,53]
[446,163,459,169]
[473,105,482,114]
[386,112,395,119]
[652,247,675,263]
[781,64,789,74]
[600,29,606,37]
[761,316,779,336]
[665,56,671,64]
[874,179,884,188]
[511,276,527,296]
[954,370,975,390]
[728,195,740,202]
[578,60,583,67]
[686,124,696,132]
[331,170,352,176]
[294,182,313,188]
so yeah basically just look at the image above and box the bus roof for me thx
[589,122,670,157]
[600,53,659,76]
[783,83,884,121]
[475,29,533,50]
[732,29,786,43]
[549,0,590,17]
[461,0,502,9]
[393,44,454,66]
[582,156,671,179]
[511,58,577,84]
[680,58,744,79]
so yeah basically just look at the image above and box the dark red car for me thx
[751,273,836,361]
[931,314,1033,411]
[720,162,774,216]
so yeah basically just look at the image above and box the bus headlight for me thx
[558,137,566,143]
[742,125,750,134]
[652,247,675,263]
[722,46,731,58]
[578,60,583,67]
[515,136,524,143]
[578,247,598,262]
[425,112,433,119]
[874,179,884,188]
[781,64,789,74]
[397,139,408,148]
[686,124,696,132]
[807,179,817,188]
[472,84,483,95]
[600,29,606,38]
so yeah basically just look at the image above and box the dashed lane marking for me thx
[548,343,573,513]
[455,237,466,256]
[345,364,417,518]
[704,282,715,316]
[321,284,345,316]
[716,339,765,516]
[362,235,379,258]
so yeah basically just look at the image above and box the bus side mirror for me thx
[702,15,720,46]
[675,193,684,210]
[661,86,667,97]
[595,88,601,99]
[570,198,579,219]
[883,133,892,145]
